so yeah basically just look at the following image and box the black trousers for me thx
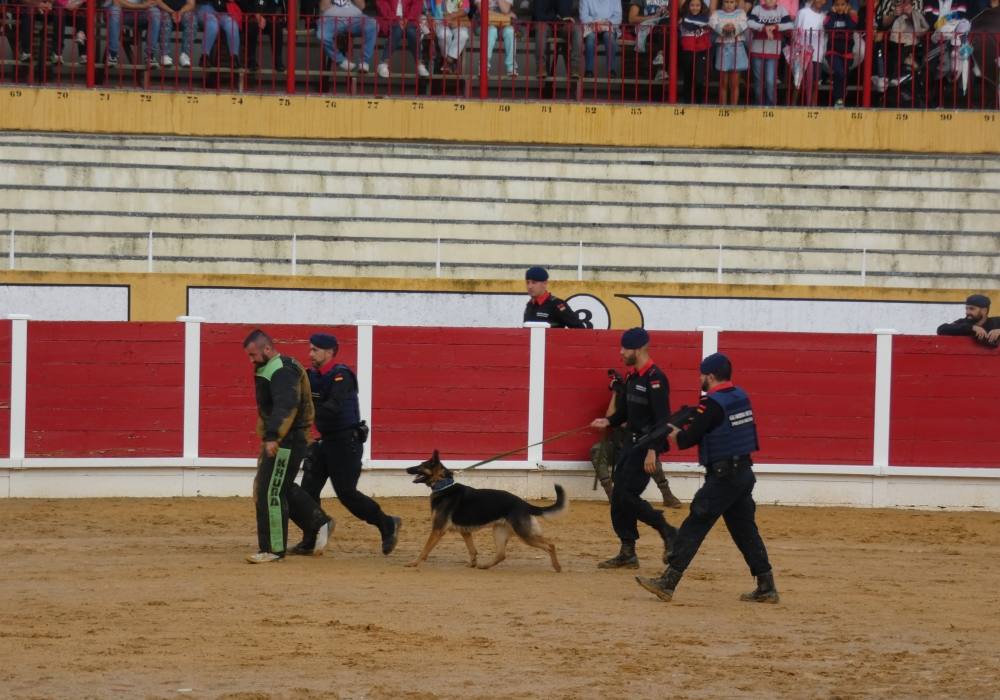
[667,465,772,576]
[610,441,670,543]
[679,50,710,104]
[308,430,390,534]
[246,16,285,69]
[253,430,311,554]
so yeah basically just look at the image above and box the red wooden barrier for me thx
[372,327,529,461]
[199,324,358,458]
[890,336,1000,468]
[0,320,10,458]
[718,332,876,465]
[24,322,184,457]
[543,330,703,462]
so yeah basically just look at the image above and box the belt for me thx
[705,455,752,477]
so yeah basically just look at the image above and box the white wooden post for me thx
[699,325,722,357]
[872,329,899,474]
[178,316,204,461]
[525,322,549,465]
[355,320,376,465]
[7,314,30,466]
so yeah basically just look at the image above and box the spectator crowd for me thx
[5,0,999,106]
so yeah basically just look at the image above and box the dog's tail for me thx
[528,484,567,518]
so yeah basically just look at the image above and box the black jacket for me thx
[253,355,314,442]
[936,317,1000,347]
[523,293,585,328]
[608,360,672,452]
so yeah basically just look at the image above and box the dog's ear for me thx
[431,449,440,463]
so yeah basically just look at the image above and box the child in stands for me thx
[793,0,826,106]
[747,0,793,105]
[679,0,712,100]
[710,0,749,104]
[825,0,859,106]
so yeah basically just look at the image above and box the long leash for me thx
[463,424,593,471]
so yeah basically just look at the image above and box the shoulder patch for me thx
[557,304,566,310]
[334,375,345,382]
[651,380,662,389]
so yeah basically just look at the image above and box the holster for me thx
[355,420,369,444]
[705,455,752,478]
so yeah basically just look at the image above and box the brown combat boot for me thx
[635,566,684,602]
[598,542,638,569]
[600,477,613,501]
[656,479,682,509]
[740,572,780,604]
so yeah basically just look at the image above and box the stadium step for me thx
[1,131,998,288]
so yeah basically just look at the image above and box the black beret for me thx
[700,353,730,376]
[966,294,991,309]
[525,266,549,282]
[309,333,338,349]
[620,327,649,350]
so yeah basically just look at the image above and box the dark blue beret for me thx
[309,333,338,349]
[966,294,991,308]
[525,266,549,282]
[700,352,730,376]
[620,327,649,350]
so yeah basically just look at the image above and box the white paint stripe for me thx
[6,314,29,464]
[525,322,548,465]
[178,316,204,460]
[355,320,376,465]
[873,329,899,472]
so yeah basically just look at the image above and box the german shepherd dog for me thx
[404,451,566,572]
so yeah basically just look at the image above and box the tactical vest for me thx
[326,363,361,431]
[698,387,759,466]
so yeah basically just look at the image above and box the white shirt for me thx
[795,5,826,63]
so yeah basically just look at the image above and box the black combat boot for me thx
[740,571,780,604]
[656,478,682,509]
[599,477,613,501]
[598,541,639,569]
[656,517,678,565]
[289,534,317,555]
[635,566,684,602]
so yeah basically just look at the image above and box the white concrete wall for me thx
[0,285,129,321]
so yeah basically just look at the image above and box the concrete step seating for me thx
[0,131,998,287]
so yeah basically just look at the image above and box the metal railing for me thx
[1,1,998,108]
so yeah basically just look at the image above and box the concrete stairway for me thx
[1,131,998,287]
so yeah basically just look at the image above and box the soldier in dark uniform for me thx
[523,266,588,328]
[636,353,779,603]
[290,333,402,556]
[243,329,332,564]
[591,369,682,507]
[590,327,678,569]
[936,294,1000,347]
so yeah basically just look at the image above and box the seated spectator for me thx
[105,0,162,66]
[627,0,669,75]
[937,294,1000,347]
[747,0,793,105]
[242,0,286,71]
[880,0,928,87]
[428,0,471,74]
[194,0,241,67]
[317,0,377,72]
[710,0,748,104]
[825,0,859,106]
[580,0,621,78]
[477,0,517,76]
[532,0,579,78]
[679,0,712,98]
[376,0,430,77]
[154,0,195,67]
[49,0,87,64]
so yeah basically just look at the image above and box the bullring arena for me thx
[2,3,1000,695]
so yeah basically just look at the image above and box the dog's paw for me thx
[404,560,421,568]
[467,558,478,568]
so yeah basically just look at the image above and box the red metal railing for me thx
[2,1,997,109]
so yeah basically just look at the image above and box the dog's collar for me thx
[431,477,456,493]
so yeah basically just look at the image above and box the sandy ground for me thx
[2,494,1000,700]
